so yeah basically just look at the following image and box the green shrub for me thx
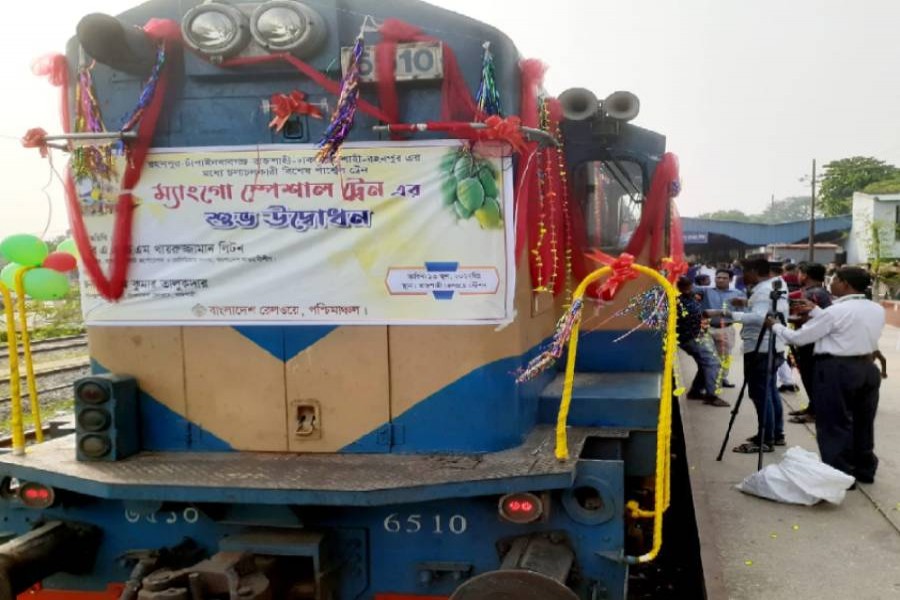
[862,177,900,195]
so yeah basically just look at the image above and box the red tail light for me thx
[18,482,55,509]
[499,492,544,524]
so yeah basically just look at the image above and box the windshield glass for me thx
[576,160,644,252]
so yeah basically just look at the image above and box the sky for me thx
[1,0,899,240]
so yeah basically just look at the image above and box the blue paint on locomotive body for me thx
[91,359,232,452]
[3,461,627,599]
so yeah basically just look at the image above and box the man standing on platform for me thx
[700,269,743,388]
[711,256,789,453]
[767,266,885,484]
[786,263,832,424]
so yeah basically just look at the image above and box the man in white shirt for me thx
[710,256,789,453]
[767,266,885,484]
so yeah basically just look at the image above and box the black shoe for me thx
[746,435,785,446]
[778,384,799,393]
[789,414,815,424]
[788,408,809,417]
[686,391,706,400]
[721,380,736,388]
[704,396,730,407]
[854,474,875,484]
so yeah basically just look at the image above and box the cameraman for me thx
[710,255,789,453]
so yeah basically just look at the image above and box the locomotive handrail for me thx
[372,122,560,147]
[556,263,678,564]
[13,268,43,444]
[0,282,26,456]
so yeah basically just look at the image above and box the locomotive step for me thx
[0,425,625,507]
[539,371,662,430]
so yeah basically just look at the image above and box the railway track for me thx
[0,336,91,408]
[0,377,87,405]
[0,418,75,448]
[0,335,87,360]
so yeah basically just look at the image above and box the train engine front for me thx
[0,0,680,598]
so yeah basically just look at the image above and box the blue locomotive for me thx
[0,1,683,598]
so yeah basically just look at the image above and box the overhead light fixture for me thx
[250,1,327,57]
[182,2,250,60]
[77,13,157,76]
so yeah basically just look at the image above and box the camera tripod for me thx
[716,280,787,471]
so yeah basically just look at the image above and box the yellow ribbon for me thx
[0,282,25,455]
[14,267,42,443]
[555,264,678,564]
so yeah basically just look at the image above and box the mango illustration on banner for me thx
[386,263,500,300]
[440,149,503,229]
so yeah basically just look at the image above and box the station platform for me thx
[680,325,900,599]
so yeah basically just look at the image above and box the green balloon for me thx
[23,268,70,301]
[56,238,79,259]
[0,234,49,267]
[0,263,26,289]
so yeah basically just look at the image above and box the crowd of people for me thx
[676,255,887,486]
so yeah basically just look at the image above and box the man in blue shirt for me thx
[677,277,727,407]
[699,269,744,387]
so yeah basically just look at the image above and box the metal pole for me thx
[808,159,816,262]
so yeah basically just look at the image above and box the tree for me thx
[818,156,898,216]
[862,176,900,195]
[694,209,757,222]
[758,196,816,223]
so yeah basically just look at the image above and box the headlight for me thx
[182,3,249,59]
[251,1,327,56]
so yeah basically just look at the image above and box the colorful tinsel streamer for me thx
[475,42,502,117]
[72,65,117,183]
[120,43,167,138]
[516,298,583,383]
[608,286,670,340]
[317,34,364,162]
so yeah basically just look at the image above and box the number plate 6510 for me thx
[341,42,444,82]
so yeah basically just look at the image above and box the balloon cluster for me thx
[0,235,78,300]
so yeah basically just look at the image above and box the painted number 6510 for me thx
[383,513,467,535]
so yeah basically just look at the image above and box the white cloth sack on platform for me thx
[736,446,855,505]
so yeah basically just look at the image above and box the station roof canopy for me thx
[681,215,852,246]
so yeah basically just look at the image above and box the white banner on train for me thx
[78,141,515,325]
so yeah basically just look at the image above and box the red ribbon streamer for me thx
[624,152,681,267]
[31,20,181,301]
[376,19,478,137]
[268,90,323,132]
[31,54,70,132]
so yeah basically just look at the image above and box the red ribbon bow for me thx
[477,115,528,154]
[21,127,49,158]
[598,253,639,301]
[660,257,688,284]
[268,91,323,132]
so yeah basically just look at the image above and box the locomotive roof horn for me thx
[76,13,157,76]
[602,90,641,122]
[559,87,601,121]
[559,88,641,123]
